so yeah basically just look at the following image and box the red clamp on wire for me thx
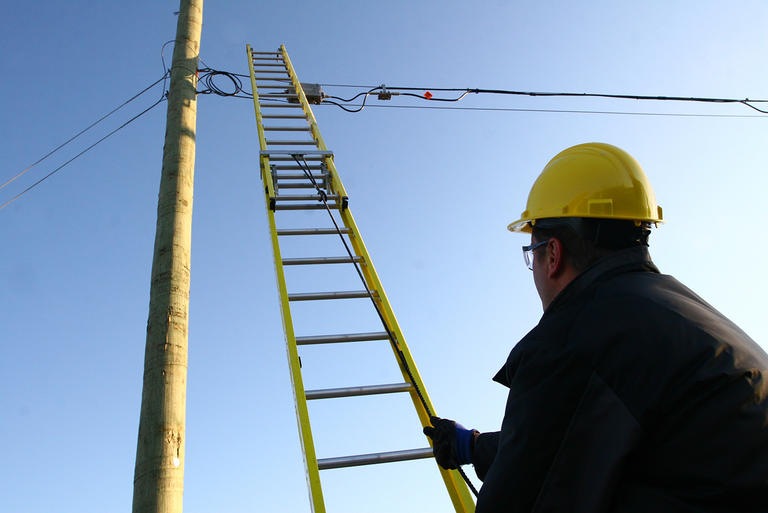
[423,91,433,100]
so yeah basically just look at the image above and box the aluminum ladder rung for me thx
[274,203,340,211]
[272,162,323,167]
[274,167,324,173]
[259,104,303,110]
[276,183,323,190]
[268,156,326,162]
[275,178,326,185]
[261,149,332,157]
[274,181,326,189]
[282,256,362,266]
[288,290,372,301]
[259,100,300,105]
[272,164,324,170]
[269,157,324,163]
[260,93,296,98]
[262,114,307,119]
[295,331,388,345]
[317,448,434,470]
[266,140,317,146]
[277,228,351,236]
[274,172,327,179]
[274,194,339,202]
[305,382,412,400]
[254,69,290,74]
[264,126,312,131]
[250,63,284,68]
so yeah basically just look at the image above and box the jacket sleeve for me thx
[475,349,643,513]
[472,431,500,481]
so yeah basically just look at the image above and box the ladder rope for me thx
[291,155,480,498]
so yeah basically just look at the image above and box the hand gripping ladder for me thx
[246,45,476,512]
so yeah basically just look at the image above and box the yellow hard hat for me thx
[508,142,663,233]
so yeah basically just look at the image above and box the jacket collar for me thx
[492,246,659,387]
[543,245,659,317]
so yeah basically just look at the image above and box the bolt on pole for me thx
[132,1,203,512]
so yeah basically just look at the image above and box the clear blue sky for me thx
[2,2,767,512]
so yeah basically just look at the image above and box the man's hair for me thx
[531,218,651,272]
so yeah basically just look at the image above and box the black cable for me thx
[468,87,768,105]
[318,102,767,118]
[197,68,247,97]
[291,154,480,498]
[317,82,768,113]
[740,101,768,114]
[468,88,768,113]
[321,99,368,113]
[1,72,169,193]
[197,68,255,99]
[324,89,378,103]
[0,96,166,211]
[322,86,382,112]
[399,91,471,102]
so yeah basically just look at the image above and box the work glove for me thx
[423,415,477,469]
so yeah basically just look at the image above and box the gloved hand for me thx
[423,415,478,469]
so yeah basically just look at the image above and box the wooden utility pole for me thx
[132,1,203,512]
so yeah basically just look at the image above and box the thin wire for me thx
[1,73,169,193]
[291,154,480,498]
[161,40,174,74]
[162,39,211,71]
[318,102,767,118]
[466,88,768,114]
[0,96,166,211]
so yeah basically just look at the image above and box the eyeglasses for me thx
[522,239,550,270]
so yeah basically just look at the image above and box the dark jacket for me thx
[472,246,768,513]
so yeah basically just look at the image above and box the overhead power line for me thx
[317,102,767,118]
[318,83,768,114]
[5,65,765,211]
[190,68,768,114]
[0,78,168,211]
[1,73,169,195]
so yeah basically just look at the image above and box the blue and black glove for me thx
[423,415,478,469]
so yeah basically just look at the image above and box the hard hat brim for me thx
[507,218,532,233]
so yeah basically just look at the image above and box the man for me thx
[424,142,768,512]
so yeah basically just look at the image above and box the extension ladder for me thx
[246,44,476,512]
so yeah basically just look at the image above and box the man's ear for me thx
[545,238,567,279]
